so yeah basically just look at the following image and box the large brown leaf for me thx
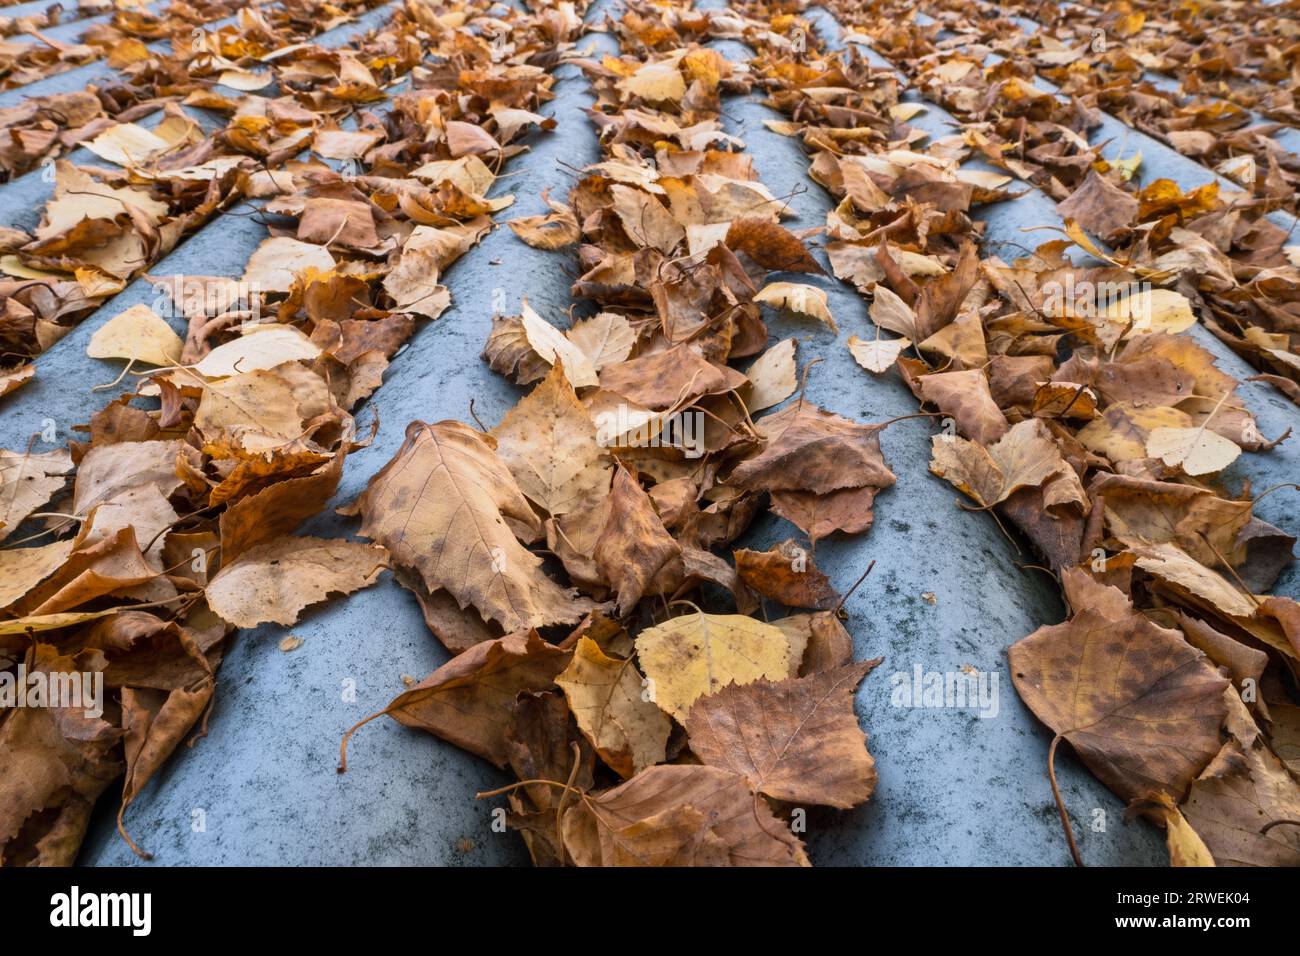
[561,764,809,866]
[361,630,570,768]
[1010,607,1229,804]
[685,660,880,807]
[348,421,593,633]
[729,402,895,495]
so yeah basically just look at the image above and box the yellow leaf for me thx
[86,304,183,366]
[193,325,322,378]
[1146,426,1241,476]
[847,333,910,373]
[754,282,837,331]
[634,610,795,722]
[556,637,671,778]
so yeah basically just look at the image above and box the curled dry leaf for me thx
[594,465,682,615]
[363,631,571,770]
[508,190,581,250]
[847,333,910,374]
[754,281,837,331]
[724,217,824,274]
[348,421,594,634]
[555,637,671,779]
[734,539,840,609]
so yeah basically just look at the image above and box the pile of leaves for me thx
[0,0,390,93]
[3,0,1297,870]
[1005,0,1300,131]
[0,0,439,385]
[731,0,1300,865]
[0,0,593,866]
[822,0,1300,402]
[989,0,1300,199]
[336,0,888,868]
[0,0,394,182]
[0,0,109,40]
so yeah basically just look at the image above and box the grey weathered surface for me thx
[1,0,1285,866]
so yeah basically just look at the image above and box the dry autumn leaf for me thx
[205,536,388,628]
[561,764,810,867]
[556,637,671,779]
[634,609,797,722]
[345,630,571,770]
[685,660,880,807]
[348,421,594,634]
[86,304,183,367]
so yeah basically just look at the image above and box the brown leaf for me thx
[1180,693,1300,866]
[508,189,580,250]
[725,217,824,274]
[930,418,1086,513]
[1010,606,1229,804]
[734,539,840,609]
[598,343,748,411]
[373,630,570,768]
[686,660,879,807]
[0,646,121,866]
[555,637,671,778]
[1057,169,1139,239]
[561,764,809,866]
[729,402,895,495]
[118,682,213,857]
[768,486,881,542]
[348,421,593,633]
[919,369,1008,445]
[205,536,388,628]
